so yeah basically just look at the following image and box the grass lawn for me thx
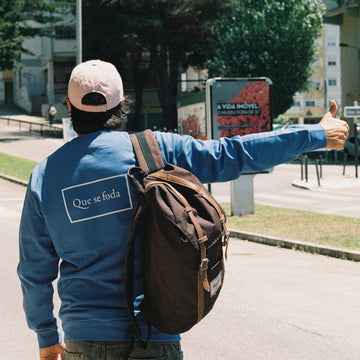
[222,203,360,251]
[0,152,37,182]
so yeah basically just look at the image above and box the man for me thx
[48,104,57,127]
[17,59,348,360]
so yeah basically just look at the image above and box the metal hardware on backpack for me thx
[125,130,229,338]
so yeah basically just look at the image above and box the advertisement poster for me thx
[206,78,272,140]
[177,102,206,139]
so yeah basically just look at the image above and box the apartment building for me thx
[0,5,77,120]
[282,24,342,124]
[12,17,77,119]
[324,0,360,110]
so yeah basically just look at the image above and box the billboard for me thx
[177,101,207,139]
[206,78,272,140]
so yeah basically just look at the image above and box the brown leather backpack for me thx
[125,130,229,338]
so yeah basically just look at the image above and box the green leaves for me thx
[84,0,231,129]
[0,0,70,70]
[206,0,325,118]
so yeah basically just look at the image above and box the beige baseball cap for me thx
[68,59,124,112]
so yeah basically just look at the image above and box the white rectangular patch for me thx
[62,174,133,223]
[210,270,223,297]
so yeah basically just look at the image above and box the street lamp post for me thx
[76,0,82,64]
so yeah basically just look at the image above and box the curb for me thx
[229,229,360,262]
[0,173,28,187]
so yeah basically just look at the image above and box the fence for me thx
[0,117,63,138]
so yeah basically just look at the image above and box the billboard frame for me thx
[206,77,273,140]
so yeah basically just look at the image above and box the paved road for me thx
[181,239,360,360]
[0,179,42,359]
[1,179,359,360]
[212,164,360,218]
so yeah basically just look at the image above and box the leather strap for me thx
[130,133,150,173]
[130,130,165,174]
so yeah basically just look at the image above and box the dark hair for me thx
[68,95,131,134]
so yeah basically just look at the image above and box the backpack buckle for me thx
[223,229,230,261]
[200,258,209,271]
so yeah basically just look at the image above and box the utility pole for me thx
[76,0,82,64]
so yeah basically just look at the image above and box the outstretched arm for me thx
[155,101,349,183]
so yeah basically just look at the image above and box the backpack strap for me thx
[130,130,165,174]
[124,198,148,339]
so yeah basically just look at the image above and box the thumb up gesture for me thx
[320,100,349,150]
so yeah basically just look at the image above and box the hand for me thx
[39,341,65,360]
[320,100,349,150]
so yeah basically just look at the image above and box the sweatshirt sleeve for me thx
[155,125,327,183]
[17,181,62,348]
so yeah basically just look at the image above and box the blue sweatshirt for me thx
[17,126,327,348]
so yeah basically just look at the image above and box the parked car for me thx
[343,135,360,158]
[272,123,285,130]
[272,124,300,131]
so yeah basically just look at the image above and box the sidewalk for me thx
[292,174,360,196]
[1,111,359,262]
[0,111,65,162]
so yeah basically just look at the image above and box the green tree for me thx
[335,0,355,6]
[206,0,325,118]
[0,0,66,71]
[82,0,150,131]
[95,0,231,130]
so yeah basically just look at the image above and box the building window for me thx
[292,101,301,107]
[54,25,76,39]
[328,79,337,86]
[313,80,322,91]
[305,100,315,107]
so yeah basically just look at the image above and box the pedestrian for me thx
[48,104,57,127]
[17,59,349,360]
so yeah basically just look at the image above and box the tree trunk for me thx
[130,46,151,131]
[150,42,182,131]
